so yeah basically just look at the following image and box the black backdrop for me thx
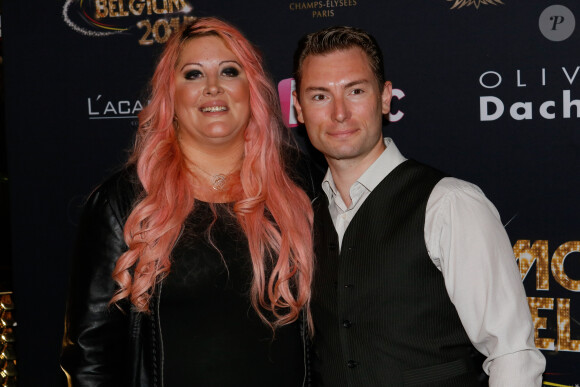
[3,1,579,386]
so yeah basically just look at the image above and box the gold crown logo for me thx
[447,0,504,9]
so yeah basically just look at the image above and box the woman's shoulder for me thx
[97,164,142,196]
[86,164,143,220]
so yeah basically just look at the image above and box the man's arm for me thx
[424,177,545,387]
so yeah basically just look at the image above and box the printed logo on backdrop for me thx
[63,0,196,45]
[288,0,358,19]
[515,240,580,386]
[87,94,144,121]
[539,5,575,42]
[478,6,578,122]
[447,0,504,10]
[514,240,580,351]
[277,78,405,127]
[478,67,580,122]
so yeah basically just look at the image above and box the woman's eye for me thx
[184,70,202,80]
[222,67,240,77]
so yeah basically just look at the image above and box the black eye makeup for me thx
[222,66,240,77]
[184,69,203,80]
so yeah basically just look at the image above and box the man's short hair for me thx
[293,25,386,97]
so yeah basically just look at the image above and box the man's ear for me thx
[292,90,305,124]
[381,81,393,115]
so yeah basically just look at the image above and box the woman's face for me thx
[174,35,250,151]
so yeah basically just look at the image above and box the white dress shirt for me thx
[321,138,546,387]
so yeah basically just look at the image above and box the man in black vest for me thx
[292,26,545,386]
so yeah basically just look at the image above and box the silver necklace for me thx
[189,162,240,191]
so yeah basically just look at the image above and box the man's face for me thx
[293,47,392,166]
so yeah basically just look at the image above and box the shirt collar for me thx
[321,137,407,203]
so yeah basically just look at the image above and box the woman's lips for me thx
[200,106,228,112]
[199,100,228,113]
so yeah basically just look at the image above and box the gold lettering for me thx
[152,0,168,14]
[137,19,154,45]
[129,0,146,15]
[117,0,130,16]
[528,296,555,350]
[108,0,119,17]
[325,0,356,6]
[312,9,334,17]
[137,15,196,46]
[152,18,171,43]
[513,240,549,290]
[169,16,180,31]
[95,0,108,18]
[290,2,324,10]
[168,0,186,13]
[183,15,196,25]
[552,241,580,291]
[557,298,580,351]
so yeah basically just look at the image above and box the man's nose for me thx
[332,97,350,123]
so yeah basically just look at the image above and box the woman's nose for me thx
[204,76,224,96]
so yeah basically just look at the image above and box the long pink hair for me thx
[110,17,314,330]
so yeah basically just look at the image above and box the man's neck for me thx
[327,140,386,208]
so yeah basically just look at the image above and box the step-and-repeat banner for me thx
[3,1,579,385]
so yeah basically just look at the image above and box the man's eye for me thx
[351,88,364,95]
[184,70,202,80]
[222,67,240,77]
[312,94,326,101]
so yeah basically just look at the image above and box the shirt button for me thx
[342,319,352,328]
[347,360,358,368]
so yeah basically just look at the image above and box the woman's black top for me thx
[160,201,304,386]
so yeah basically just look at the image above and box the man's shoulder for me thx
[428,177,495,220]
[433,176,485,199]
[385,159,447,186]
[395,160,485,196]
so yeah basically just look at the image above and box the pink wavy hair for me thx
[110,17,314,331]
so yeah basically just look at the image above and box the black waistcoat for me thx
[311,160,481,387]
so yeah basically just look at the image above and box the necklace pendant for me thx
[211,174,227,190]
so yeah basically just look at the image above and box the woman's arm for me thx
[61,172,137,386]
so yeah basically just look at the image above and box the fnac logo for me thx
[278,79,298,128]
[277,77,405,128]
[63,0,195,45]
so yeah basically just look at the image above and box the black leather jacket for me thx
[61,167,165,387]
[61,159,319,387]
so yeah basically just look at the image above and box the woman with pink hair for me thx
[61,17,314,386]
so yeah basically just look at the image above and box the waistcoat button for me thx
[342,319,352,328]
[347,360,358,368]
